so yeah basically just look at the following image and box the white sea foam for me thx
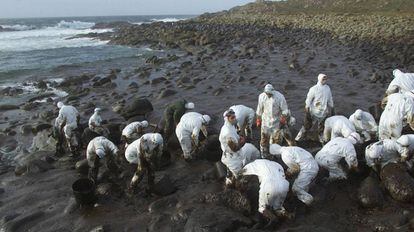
[150,17,186,22]
[0,24,36,31]
[0,21,111,52]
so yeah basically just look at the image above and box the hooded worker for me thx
[88,108,108,136]
[296,74,334,142]
[349,109,378,142]
[229,104,256,139]
[365,139,407,172]
[379,92,414,140]
[122,120,149,145]
[269,144,319,205]
[241,159,290,219]
[124,133,164,191]
[163,99,195,142]
[315,135,359,180]
[55,101,80,153]
[86,136,119,182]
[322,115,360,144]
[175,112,211,161]
[385,69,414,96]
[219,109,260,186]
[256,84,295,156]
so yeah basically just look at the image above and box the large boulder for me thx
[121,98,153,120]
[357,174,384,208]
[380,163,414,202]
[184,205,252,232]
[29,130,57,153]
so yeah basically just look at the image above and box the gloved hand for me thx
[256,118,261,127]
[305,107,310,113]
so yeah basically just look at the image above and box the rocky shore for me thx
[1,0,414,231]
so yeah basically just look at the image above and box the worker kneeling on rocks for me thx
[163,99,195,143]
[269,144,319,205]
[379,92,414,140]
[240,159,291,220]
[86,136,120,182]
[124,133,163,191]
[175,112,210,161]
[349,109,378,142]
[88,108,109,136]
[229,104,255,139]
[315,134,359,180]
[55,101,80,154]
[256,84,295,156]
[296,74,334,142]
[121,120,149,145]
[322,115,361,144]
[365,139,408,171]
[219,109,260,186]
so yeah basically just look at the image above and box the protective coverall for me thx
[163,100,194,141]
[269,144,319,205]
[365,139,406,171]
[124,133,163,190]
[322,115,359,143]
[86,136,119,182]
[229,104,255,139]
[349,109,378,142]
[386,69,414,96]
[241,159,290,215]
[122,121,149,144]
[296,74,334,142]
[379,93,414,140]
[88,108,108,136]
[315,137,358,180]
[256,84,294,155]
[55,102,80,151]
[219,110,260,183]
[175,112,210,160]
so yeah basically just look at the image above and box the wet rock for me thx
[20,124,33,135]
[184,206,252,232]
[148,195,178,213]
[33,123,52,134]
[0,135,18,153]
[21,102,41,111]
[213,88,223,96]
[0,104,19,111]
[39,110,54,121]
[15,159,54,176]
[151,77,167,85]
[181,61,192,69]
[82,128,100,146]
[128,82,139,89]
[93,77,112,87]
[89,225,108,232]
[146,56,163,65]
[29,130,57,153]
[357,175,384,208]
[203,189,251,214]
[2,211,45,232]
[380,163,414,202]
[152,175,176,196]
[158,89,177,99]
[0,87,23,96]
[36,80,47,89]
[75,159,89,176]
[96,183,114,197]
[121,98,153,120]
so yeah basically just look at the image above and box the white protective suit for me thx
[87,136,119,162]
[296,74,334,141]
[397,134,414,162]
[230,104,255,138]
[386,69,414,95]
[124,133,164,165]
[256,84,290,154]
[88,108,108,135]
[365,139,405,170]
[315,137,358,180]
[122,121,149,143]
[269,144,319,205]
[175,112,210,159]
[379,93,414,140]
[55,103,79,140]
[323,115,358,143]
[349,109,378,142]
[242,159,290,214]
[219,115,260,178]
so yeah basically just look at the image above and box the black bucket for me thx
[72,178,96,206]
